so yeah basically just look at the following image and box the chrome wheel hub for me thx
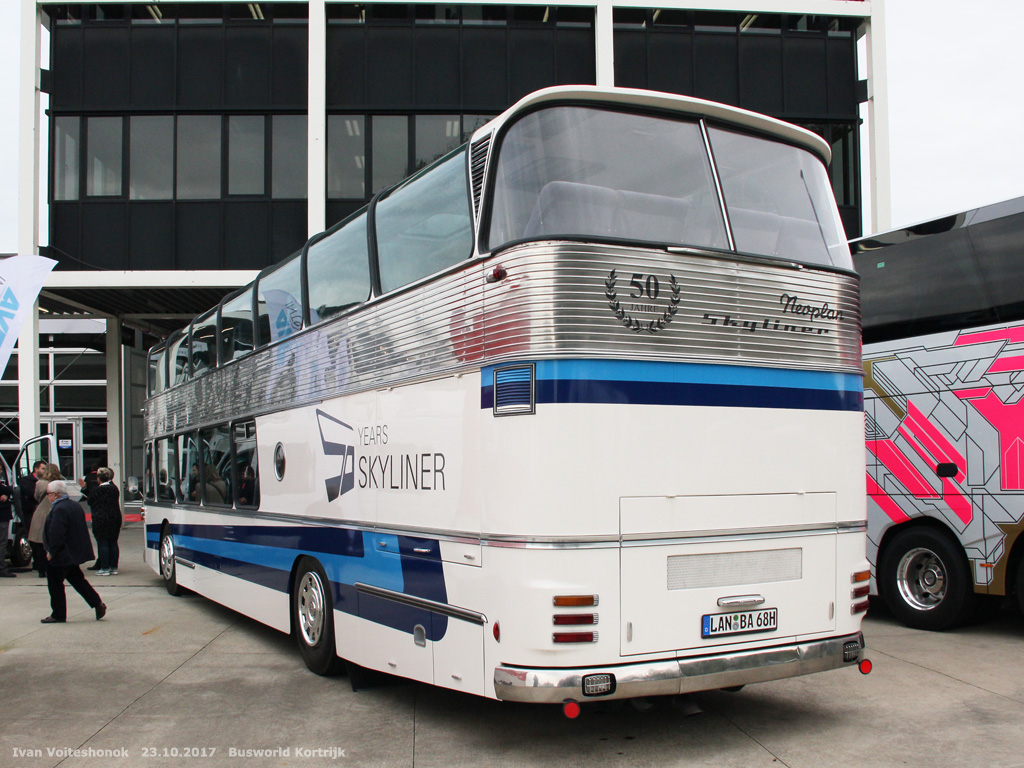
[896,547,947,611]
[160,534,175,581]
[297,571,326,647]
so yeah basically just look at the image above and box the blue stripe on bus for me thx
[480,359,863,412]
[146,523,448,641]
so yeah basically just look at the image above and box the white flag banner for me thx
[0,255,58,376]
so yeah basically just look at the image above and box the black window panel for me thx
[827,37,857,119]
[326,26,367,108]
[224,202,271,269]
[130,27,176,109]
[225,27,271,107]
[838,206,860,241]
[50,203,81,268]
[176,203,223,270]
[129,203,175,270]
[83,27,130,109]
[739,35,783,115]
[694,34,738,105]
[613,31,646,89]
[783,37,827,117]
[327,200,364,228]
[647,32,692,95]
[81,203,127,270]
[509,30,555,102]
[178,27,224,108]
[366,28,415,108]
[271,202,308,265]
[555,29,596,86]
[272,26,309,108]
[51,28,83,110]
[414,28,461,108]
[462,29,508,111]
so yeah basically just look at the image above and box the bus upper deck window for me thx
[707,126,852,271]
[306,212,371,323]
[487,106,728,253]
[220,288,255,364]
[256,254,304,347]
[167,331,190,387]
[190,309,218,375]
[376,147,473,294]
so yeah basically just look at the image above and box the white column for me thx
[308,0,327,237]
[863,0,891,233]
[105,317,123,495]
[594,0,615,87]
[17,0,42,444]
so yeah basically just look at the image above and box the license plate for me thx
[702,607,778,638]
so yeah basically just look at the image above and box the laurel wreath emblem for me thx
[605,269,682,334]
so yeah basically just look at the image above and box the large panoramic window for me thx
[307,212,370,322]
[130,116,173,200]
[86,117,123,197]
[177,116,222,199]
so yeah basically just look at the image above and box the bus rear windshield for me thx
[487,105,851,271]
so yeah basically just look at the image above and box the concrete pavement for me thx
[2,523,1023,768]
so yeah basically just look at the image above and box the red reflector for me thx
[553,614,596,626]
[859,659,873,675]
[492,621,500,642]
[852,585,870,599]
[553,632,596,644]
[553,595,598,607]
[851,599,870,615]
[562,700,581,719]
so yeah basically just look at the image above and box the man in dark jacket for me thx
[41,480,107,623]
[19,461,46,573]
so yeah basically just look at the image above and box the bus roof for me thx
[472,85,833,165]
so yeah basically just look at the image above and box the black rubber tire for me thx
[159,526,186,597]
[293,557,345,676]
[1016,559,1024,617]
[879,527,975,631]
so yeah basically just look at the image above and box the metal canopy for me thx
[38,270,258,339]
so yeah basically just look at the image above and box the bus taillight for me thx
[553,614,598,625]
[553,595,599,607]
[553,632,598,644]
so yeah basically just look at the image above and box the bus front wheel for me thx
[159,527,186,597]
[292,558,345,676]
[879,527,974,631]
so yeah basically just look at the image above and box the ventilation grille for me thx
[494,364,535,415]
[470,133,491,218]
[667,548,802,591]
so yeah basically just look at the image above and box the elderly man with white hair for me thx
[40,480,107,623]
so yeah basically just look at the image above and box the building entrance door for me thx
[41,418,82,483]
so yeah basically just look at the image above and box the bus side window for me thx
[307,212,370,324]
[376,147,473,294]
[177,432,202,505]
[148,344,166,396]
[144,442,155,501]
[233,421,259,509]
[190,309,218,376]
[256,254,303,348]
[200,424,231,507]
[156,437,177,503]
[167,331,190,387]
[220,288,255,364]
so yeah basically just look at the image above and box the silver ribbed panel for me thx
[470,134,491,218]
[667,548,802,590]
[145,242,860,437]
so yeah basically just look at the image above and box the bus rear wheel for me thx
[159,526,186,597]
[879,527,974,631]
[292,558,345,676]
[10,526,32,568]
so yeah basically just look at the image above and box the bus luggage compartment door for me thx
[619,494,837,657]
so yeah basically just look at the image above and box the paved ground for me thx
[2,523,1023,768]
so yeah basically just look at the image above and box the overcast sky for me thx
[1,0,1022,253]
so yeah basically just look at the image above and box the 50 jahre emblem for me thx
[605,269,682,334]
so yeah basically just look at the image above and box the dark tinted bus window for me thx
[233,420,259,509]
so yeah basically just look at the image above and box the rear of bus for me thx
[468,88,869,704]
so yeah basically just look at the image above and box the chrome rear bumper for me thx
[494,632,864,703]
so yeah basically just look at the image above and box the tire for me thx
[293,557,345,676]
[159,526,186,597]
[879,527,975,631]
[1016,559,1024,617]
[10,526,32,568]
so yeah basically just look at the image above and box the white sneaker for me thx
[97,569,111,576]
[109,569,119,575]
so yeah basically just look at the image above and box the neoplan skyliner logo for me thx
[316,409,355,501]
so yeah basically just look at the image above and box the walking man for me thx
[40,480,107,623]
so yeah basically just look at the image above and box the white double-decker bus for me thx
[142,86,870,714]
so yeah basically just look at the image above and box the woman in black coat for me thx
[80,467,121,575]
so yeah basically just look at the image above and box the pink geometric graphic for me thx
[955,388,1024,491]
[866,474,911,524]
